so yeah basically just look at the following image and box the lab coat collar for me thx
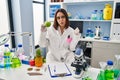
[51,26,71,38]
[57,26,70,37]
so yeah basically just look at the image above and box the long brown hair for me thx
[53,8,69,30]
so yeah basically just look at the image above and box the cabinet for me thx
[111,0,120,40]
[91,41,120,68]
[48,0,115,40]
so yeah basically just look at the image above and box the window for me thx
[33,0,46,46]
[0,0,11,49]
[33,0,44,2]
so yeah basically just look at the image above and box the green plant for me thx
[36,49,41,57]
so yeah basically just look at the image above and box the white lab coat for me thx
[39,26,80,63]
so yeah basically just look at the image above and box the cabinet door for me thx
[91,42,120,68]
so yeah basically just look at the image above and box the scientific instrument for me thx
[94,26,101,40]
[71,41,88,78]
[0,32,34,59]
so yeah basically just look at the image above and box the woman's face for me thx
[56,12,66,28]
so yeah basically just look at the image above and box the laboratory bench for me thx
[0,63,100,80]
[79,38,120,68]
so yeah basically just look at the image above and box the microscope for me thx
[94,26,101,40]
[71,41,88,78]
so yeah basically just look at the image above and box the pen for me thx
[44,67,47,72]
[54,65,56,72]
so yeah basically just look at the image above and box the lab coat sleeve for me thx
[69,33,80,51]
[39,31,49,48]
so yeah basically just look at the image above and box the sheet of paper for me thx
[48,63,71,77]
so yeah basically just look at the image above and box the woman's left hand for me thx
[74,27,80,35]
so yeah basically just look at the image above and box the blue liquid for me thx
[4,56,11,69]
[5,63,11,69]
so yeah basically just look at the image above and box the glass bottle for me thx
[105,60,114,80]
[11,50,21,68]
[4,44,10,57]
[114,55,120,70]
[0,51,3,63]
[4,44,11,68]
[86,28,92,37]
[113,54,120,78]
[98,10,103,20]
[17,44,25,60]
[91,10,97,20]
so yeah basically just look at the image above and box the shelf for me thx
[69,19,112,22]
[48,0,115,40]
[63,0,114,4]
[50,0,114,3]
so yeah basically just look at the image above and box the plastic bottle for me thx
[17,44,25,60]
[4,44,11,68]
[86,28,92,37]
[105,60,114,80]
[98,10,103,20]
[0,51,4,69]
[0,51,3,63]
[4,44,10,57]
[91,10,97,20]
[113,55,120,78]
[103,3,113,20]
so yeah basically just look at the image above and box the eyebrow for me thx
[56,16,65,19]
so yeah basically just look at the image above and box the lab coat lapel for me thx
[52,26,60,37]
[61,27,70,40]
[60,28,71,47]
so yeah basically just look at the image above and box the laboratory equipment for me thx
[99,61,107,71]
[114,54,120,78]
[10,49,21,68]
[103,3,113,20]
[97,62,107,80]
[17,44,26,60]
[4,44,11,68]
[98,10,103,20]
[0,32,34,68]
[105,60,114,80]
[0,33,9,46]
[11,57,21,68]
[91,10,97,20]
[71,41,88,78]
[0,32,34,59]
[94,26,101,40]
[114,54,120,70]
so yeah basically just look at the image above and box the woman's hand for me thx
[41,24,47,32]
[74,27,80,35]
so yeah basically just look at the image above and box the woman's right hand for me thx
[41,24,47,32]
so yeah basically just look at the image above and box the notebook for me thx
[48,63,72,78]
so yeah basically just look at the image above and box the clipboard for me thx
[48,63,72,78]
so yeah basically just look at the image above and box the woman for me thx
[39,8,80,63]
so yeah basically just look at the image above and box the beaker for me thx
[117,71,120,80]
[114,54,120,78]
[114,54,120,70]
[99,61,107,71]
[97,62,106,80]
